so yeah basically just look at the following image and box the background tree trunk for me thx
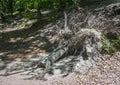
[0,11,4,23]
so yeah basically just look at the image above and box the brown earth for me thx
[0,51,120,85]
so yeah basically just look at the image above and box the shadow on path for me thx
[0,13,62,62]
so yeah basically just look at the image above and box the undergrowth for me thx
[102,34,120,54]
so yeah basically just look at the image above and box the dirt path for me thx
[0,51,120,85]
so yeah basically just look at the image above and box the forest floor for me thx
[0,20,120,85]
[0,3,120,85]
[0,51,120,85]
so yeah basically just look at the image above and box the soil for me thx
[0,51,120,85]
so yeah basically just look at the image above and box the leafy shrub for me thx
[102,35,120,54]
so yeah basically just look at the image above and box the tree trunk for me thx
[0,11,4,23]
[37,6,42,16]
[39,46,68,68]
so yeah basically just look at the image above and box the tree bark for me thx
[0,11,4,23]
[39,46,68,68]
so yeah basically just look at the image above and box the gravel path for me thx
[0,51,120,85]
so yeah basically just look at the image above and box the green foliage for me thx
[0,0,14,14]
[0,0,80,13]
[0,0,119,19]
[111,36,120,50]
[102,35,120,54]
[102,38,116,53]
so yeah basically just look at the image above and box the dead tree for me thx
[35,12,103,79]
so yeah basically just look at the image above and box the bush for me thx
[102,35,120,54]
